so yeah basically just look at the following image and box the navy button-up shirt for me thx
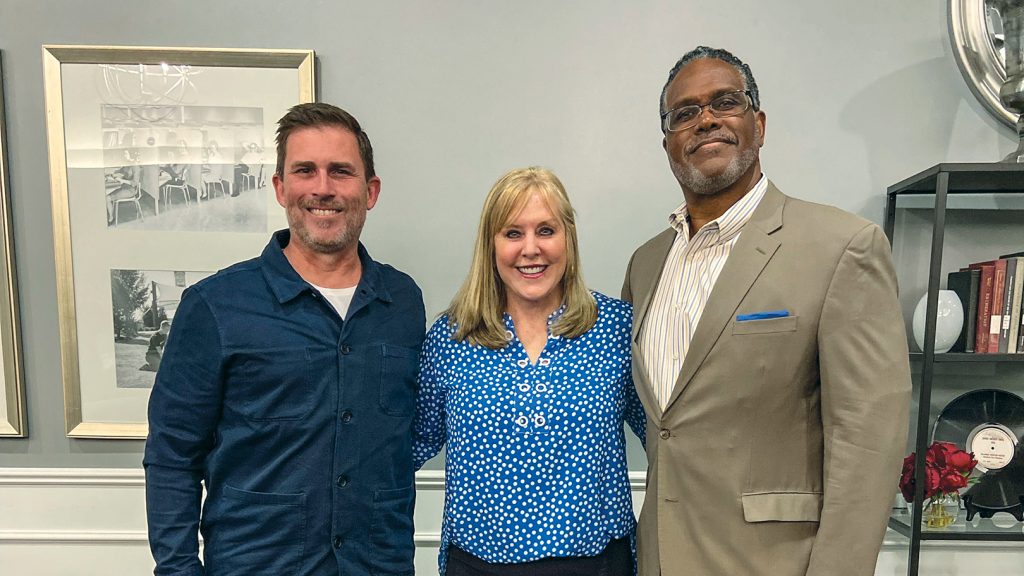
[144,230,425,576]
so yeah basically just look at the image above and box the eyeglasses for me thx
[661,90,753,133]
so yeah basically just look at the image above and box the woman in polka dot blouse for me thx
[413,166,647,576]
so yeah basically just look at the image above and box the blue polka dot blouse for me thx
[413,291,647,573]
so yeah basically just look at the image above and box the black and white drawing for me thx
[111,269,212,389]
[101,104,270,232]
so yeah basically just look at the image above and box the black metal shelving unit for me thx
[884,163,1024,575]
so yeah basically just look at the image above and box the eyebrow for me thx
[289,160,358,173]
[502,219,561,229]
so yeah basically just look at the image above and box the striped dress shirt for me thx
[638,175,768,410]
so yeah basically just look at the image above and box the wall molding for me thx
[2,466,1021,573]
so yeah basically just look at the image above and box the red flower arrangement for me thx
[899,441,977,505]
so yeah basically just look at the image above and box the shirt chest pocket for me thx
[228,347,320,421]
[380,345,419,417]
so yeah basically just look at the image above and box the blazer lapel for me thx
[662,182,786,413]
[632,228,676,344]
[629,228,676,421]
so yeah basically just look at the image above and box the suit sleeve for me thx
[621,251,636,304]
[143,288,224,576]
[805,224,911,576]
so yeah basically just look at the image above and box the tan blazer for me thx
[622,183,911,576]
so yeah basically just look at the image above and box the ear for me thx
[273,173,286,208]
[662,135,668,151]
[365,176,382,210]
[754,110,767,147]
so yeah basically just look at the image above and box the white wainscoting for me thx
[0,468,1020,575]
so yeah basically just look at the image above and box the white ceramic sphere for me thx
[912,290,965,353]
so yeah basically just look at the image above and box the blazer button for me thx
[333,536,343,549]
[340,344,351,354]
[341,410,353,423]
[336,475,349,487]
[659,429,670,440]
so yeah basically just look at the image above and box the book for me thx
[1000,258,1017,352]
[1009,257,1024,353]
[968,263,996,353]
[989,259,1007,353]
[947,269,980,353]
[1019,265,1024,353]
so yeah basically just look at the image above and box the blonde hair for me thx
[447,166,597,349]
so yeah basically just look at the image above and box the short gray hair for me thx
[659,46,761,122]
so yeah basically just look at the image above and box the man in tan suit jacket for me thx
[622,46,911,576]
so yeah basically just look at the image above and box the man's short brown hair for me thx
[275,103,375,180]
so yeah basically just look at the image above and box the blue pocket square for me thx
[736,310,790,322]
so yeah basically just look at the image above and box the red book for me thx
[989,260,1007,353]
[968,263,996,353]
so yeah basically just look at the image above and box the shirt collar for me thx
[260,229,392,305]
[502,302,568,335]
[668,174,768,242]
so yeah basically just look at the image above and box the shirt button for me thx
[539,358,550,367]
[515,415,529,427]
[535,383,547,393]
[659,429,670,440]
[535,415,546,427]
[341,410,353,423]
[333,536,343,549]
[340,344,351,354]
[517,359,528,368]
[336,475,349,488]
[518,383,530,392]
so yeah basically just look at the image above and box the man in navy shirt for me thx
[144,103,426,576]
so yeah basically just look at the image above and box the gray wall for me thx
[0,0,1018,468]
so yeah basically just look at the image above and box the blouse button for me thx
[518,383,530,392]
[516,415,529,427]
[539,358,550,367]
[535,383,548,393]
[534,415,546,427]
[517,359,528,368]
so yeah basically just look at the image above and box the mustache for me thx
[686,131,737,154]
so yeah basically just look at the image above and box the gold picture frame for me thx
[0,52,27,437]
[43,45,315,438]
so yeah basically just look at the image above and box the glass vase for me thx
[923,494,960,529]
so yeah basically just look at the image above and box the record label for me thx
[967,424,1018,472]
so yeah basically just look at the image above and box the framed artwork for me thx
[43,45,315,438]
[0,53,27,437]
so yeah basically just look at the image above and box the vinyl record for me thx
[932,389,1024,510]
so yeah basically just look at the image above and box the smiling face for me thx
[273,125,380,256]
[494,191,567,314]
[663,58,766,197]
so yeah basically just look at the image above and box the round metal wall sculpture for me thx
[949,0,1024,161]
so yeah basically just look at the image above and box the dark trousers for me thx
[446,537,631,576]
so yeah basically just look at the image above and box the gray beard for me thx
[288,206,366,254]
[670,145,758,197]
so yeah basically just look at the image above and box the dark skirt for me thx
[446,537,631,576]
